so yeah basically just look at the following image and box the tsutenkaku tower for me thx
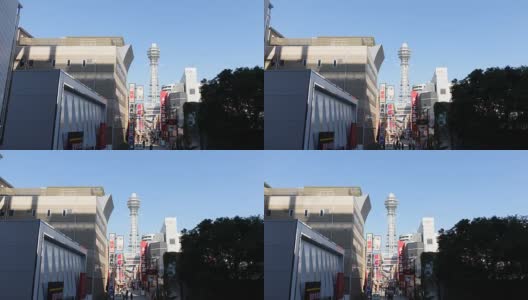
[385,193,399,256]
[398,43,411,104]
[147,43,160,103]
[127,192,141,255]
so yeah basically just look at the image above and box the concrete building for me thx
[13,34,134,148]
[181,68,201,103]
[0,186,114,299]
[399,233,416,242]
[161,217,181,253]
[265,33,385,147]
[1,69,107,150]
[142,233,164,243]
[431,68,451,103]
[0,0,22,144]
[265,185,371,300]
[417,217,438,253]
[265,69,358,150]
[0,220,88,300]
[265,219,345,300]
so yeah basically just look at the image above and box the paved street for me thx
[114,289,148,300]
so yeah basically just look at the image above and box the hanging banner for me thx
[366,233,373,253]
[129,83,136,103]
[379,84,386,104]
[109,233,116,254]
[373,235,381,252]
[116,235,124,252]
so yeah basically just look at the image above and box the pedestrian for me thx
[150,144,153,150]
[125,290,129,300]
[142,140,145,149]
[130,290,134,300]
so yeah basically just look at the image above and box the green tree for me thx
[449,66,528,149]
[198,67,263,149]
[178,216,263,300]
[436,216,528,299]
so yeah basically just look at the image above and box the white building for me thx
[399,233,416,242]
[181,68,201,103]
[0,0,22,143]
[161,217,181,253]
[431,67,452,103]
[417,217,438,252]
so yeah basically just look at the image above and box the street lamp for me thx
[362,115,373,149]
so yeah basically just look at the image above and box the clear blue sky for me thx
[2,151,527,249]
[18,0,261,88]
[0,151,263,248]
[270,0,528,95]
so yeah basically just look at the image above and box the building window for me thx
[67,60,71,66]
[82,60,86,67]
[304,210,308,217]
[317,60,321,67]
[440,89,446,95]
[288,209,293,217]
[190,89,196,95]
[8,210,14,217]
[47,209,51,217]
[266,210,271,216]
[333,60,337,67]
[170,238,176,245]
[320,210,324,217]
[52,59,56,67]
[427,238,433,245]
[302,59,307,66]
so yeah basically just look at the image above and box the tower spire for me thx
[147,43,160,103]
[385,192,399,256]
[127,192,141,255]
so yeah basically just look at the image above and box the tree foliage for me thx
[436,216,528,299]
[449,66,528,149]
[178,216,263,300]
[198,66,264,149]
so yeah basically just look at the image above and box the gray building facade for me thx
[0,186,114,299]
[1,69,107,150]
[0,0,22,144]
[265,69,358,150]
[265,219,345,300]
[13,34,134,148]
[0,220,87,300]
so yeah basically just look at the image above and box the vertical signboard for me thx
[140,241,148,282]
[366,233,373,253]
[398,241,405,282]
[411,90,418,133]
[373,235,381,252]
[109,233,116,254]
[116,235,124,252]
[129,83,136,103]
[160,90,168,136]
[379,84,386,104]
[136,85,144,101]
[387,85,395,102]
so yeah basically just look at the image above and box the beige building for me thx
[265,32,384,147]
[264,185,371,300]
[0,186,114,299]
[13,30,134,148]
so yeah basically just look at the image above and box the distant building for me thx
[431,68,451,103]
[181,68,201,103]
[161,217,181,253]
[265,219,345,300]
[417,217,438,253]
[266,33,384,147]
[0,220,87,300]
[142,233,164,242]
[265,185,371,299]
[13,34,134,148]
[265,69,358,150]
[0,0,22,144]
[0,186,114,299]
[1,69,107,150]
[399,233,416,242]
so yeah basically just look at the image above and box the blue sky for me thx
[269,0,528,95]
[18,0,261,88]
[2,151,527,249]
